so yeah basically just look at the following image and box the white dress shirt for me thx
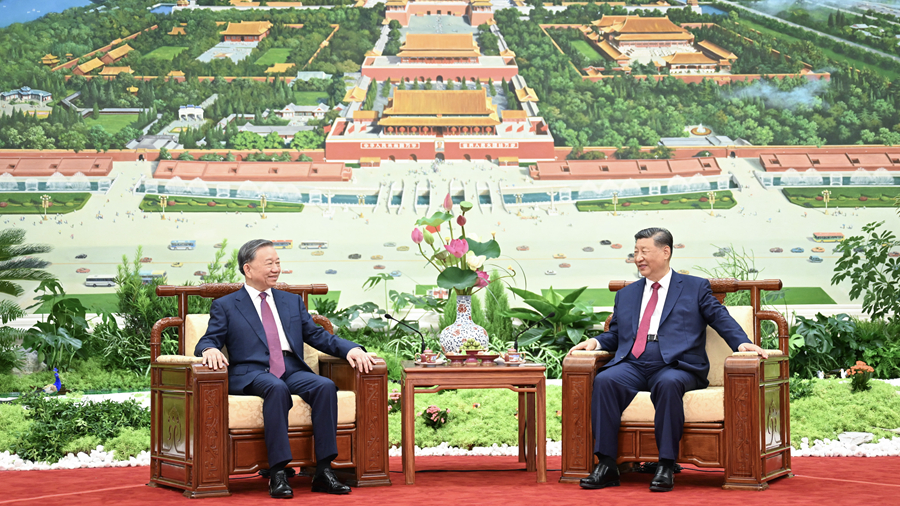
[638,268,673,336]
[244,284,293,353]
[592,268,673,348]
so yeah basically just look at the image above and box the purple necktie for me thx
[632,282,661,359]
[259,292,285,378]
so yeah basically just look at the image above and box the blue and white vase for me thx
[439,295,489,354]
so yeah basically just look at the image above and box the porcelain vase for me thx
[439,295,489,354]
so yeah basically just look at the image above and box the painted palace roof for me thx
[398,34,481,58]
[383,90,495,116]
[220,21,273,36]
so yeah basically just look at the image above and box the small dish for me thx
[477,353,500,366]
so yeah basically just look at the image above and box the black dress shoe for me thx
[579,462,620,490]
[649,464,674,492]
[269,470,294,499]
[311,467,351,495]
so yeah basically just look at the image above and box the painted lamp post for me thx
[40,194,51,221]
[612,191,619,216]
[707,191,716,216]
[260,194,268,219]
[159,195,167,220]
[822,190,831,215]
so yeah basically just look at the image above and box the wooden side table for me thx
[400,363,547,485]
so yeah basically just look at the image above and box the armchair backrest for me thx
[151,283,330,363]
[606,278,789,387]
[184,314,327,374]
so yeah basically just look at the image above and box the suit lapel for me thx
[659,270,683,327]
[273,289,301,355]
[235,288,269,348]
[630,280,644,337]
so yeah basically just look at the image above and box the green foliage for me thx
[791,312,855,378]
[0,357,150,395]
[0,228,54,297]
[11,392,149,462]
[790,378,900,447]
[439,290,458,331]
[0,403,31,453]
[105,427,151,460]
[63,435,103,455]
[832,221,900,324]
[483,270,514,345]
[789,373,815,401]
[502,286,608,378]
[0,300,26,374]
[22,280,91,371]
[387,386,564,448]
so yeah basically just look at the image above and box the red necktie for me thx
[632,282,661,359]
[260,292,285,378]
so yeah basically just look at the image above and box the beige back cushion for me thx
[705,305,754,386]
[184,313,323,375]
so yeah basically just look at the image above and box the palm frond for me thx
[0,281,24,297]
[0,299,26,322]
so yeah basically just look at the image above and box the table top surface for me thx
[401,361,546,375]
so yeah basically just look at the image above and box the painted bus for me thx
[169,240,196,250]
[272,240,293,249]
[139,270,168,285]
[813,232,845,243]
[299,241,329,250]
[85,275,116,287]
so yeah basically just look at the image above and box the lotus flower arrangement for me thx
[411,193,514,296]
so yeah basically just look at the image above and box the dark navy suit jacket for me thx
[593,271,751,388]
[194,287,359,394]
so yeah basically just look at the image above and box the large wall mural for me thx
[0,0,898,313]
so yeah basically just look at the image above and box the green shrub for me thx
[790,378,900,447]
[106,427,150,460]
[0,357,150,395]
[0,404,31,453]
[63,435,103,455]
[11,393,149,462]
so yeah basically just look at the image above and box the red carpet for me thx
[0,456,897,505]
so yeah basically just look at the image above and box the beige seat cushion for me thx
[621,387,723,423]
[185,313,331,375]
[618,305,754,423]
[229,391,357,429]
[706,305,754,387]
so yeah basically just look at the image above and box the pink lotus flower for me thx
[457,215,466,226]
[445,238,468,258]
[443,193,453,211]
[475,270,490,288]
[411,227,424,244]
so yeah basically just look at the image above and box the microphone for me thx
[384,313,426,354]
[513,312,556,352]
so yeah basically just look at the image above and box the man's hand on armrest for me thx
[202,348,229,370]
[738,342,769,359]
[346,347,374,374]
[568,338,600,355]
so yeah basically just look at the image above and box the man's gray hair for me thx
[634,227,673,256]
[238,239,274,275]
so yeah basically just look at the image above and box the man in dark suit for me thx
[195,239,374,499]
[570,227,767,492]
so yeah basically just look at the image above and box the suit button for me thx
[265,368,269,372]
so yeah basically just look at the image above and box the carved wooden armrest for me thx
[570,350,613,357]
[155,354,204,365]
[150,316,184,362]
[731,350,785,358]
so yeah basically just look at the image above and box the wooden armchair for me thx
[147,283,391,498]
[560,279,792,490]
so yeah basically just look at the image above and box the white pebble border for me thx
[0,446,151,471]
[2,379,899,470]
